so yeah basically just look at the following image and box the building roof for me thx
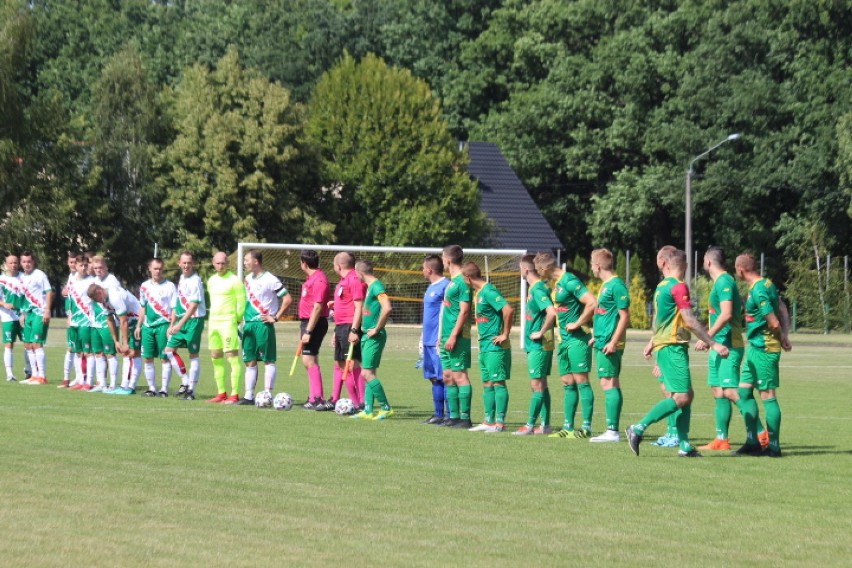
[466,141,563,252]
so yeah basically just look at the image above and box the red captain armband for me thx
[671,283,692,310]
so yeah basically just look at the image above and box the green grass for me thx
[1,323,850,566]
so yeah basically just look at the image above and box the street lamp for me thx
[685,132,741,285]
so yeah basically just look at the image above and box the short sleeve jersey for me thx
[69,276,96,327]
[244,271,287,323]
[552,271,591,339]
[207,271,245,324]
[362,279,389,331]
[0,273,23,323]
[651,277,692,351]
[139,279,177,328]
[709,272,744,348]
[474,282,510,353]
[593,276,630,350]
[441,274,472,341]
[422,277,449,346]
[299,269,331,319]
[97,273,121,290]
[175,272,207,319]
[526,280,554,352]
[744,278,781,352]
[333,270,365,325]
[105,286,141,319]
[64,273,74,314]
[20,269,52,317]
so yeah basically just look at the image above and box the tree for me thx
[154,47,334,256]
[307,52,487,246]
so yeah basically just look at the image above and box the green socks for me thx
[667,410,680,437]
[364,380,375,413]
[494,383,509,424]
[541,387,551,427]
[483,386,495,423]
[636,397,679,434]
[578,381,594,429]
[458,385,472,420]
[676,403,692,451]
[764,397,781,451]
[736,387,759,443]
[527,391,544,426]
[368,378,389,410]
[562,383,578,430]
[714,396,732,439]
[604,388,623,431]
[211,357,226,394]
[447,385,460,419]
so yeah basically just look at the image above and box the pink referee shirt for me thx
[332,269,366,324]
[299,269,331,319]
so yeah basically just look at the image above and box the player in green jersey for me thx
[534,252,598,439]
[626,248,729,457]
[734,253,791,457]
[588,248,630,442]
[511,255,553,435]
[439,245,474,429]
[206,252,246,403]
[464,262,514,433]
[350,260,394,420]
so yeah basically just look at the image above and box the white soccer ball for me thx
[272,392,293,411]
[254,390,273,408]
[335,398,355,415]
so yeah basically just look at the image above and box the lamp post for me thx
[685,133,741,286]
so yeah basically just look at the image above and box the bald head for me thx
[212,251,230,275]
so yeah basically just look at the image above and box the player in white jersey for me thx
[66,255,97,390]
[88,282,143,395]
[88,255,123,391]
[59,251,77,387]
[165,251,207,400]
[236,249,291,405]
[135,258,178,397]
[1,255,26,382]
[18,251,53,384]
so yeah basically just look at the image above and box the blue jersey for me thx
[422,277,449,345]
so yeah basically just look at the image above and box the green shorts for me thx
[242,321,277,363]
[208,321,240,353]
[594,348,623,379]
[141,325,169,359]
[91,327,116,355]
[708,347,744,389]
[127,319,140,351]
[479,349,511,383]
[3,320,22,344]
[526,349,552,379]
[439,346,451,371]
[361,330,387,369]
[72,326,93,353]
[444,336,471,371]
[166,318,204,354]
[741,347,780,391]
[22,316,49,344]
[656,344,692,393]
[557,337,592,375]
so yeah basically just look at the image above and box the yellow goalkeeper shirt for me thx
[207,271,245,324]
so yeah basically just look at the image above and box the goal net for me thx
[235,243,528,352]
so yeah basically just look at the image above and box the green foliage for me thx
[155,47,334,256]
[307,52,487,246]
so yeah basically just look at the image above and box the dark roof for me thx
[466,141,563,252]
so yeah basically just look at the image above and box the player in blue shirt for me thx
[421,255,450,424]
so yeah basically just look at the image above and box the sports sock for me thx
[736,387,759,443]
[354,366,366,406]
[368,378,389,409]
[562,383,578,430]
[144,362,156,390]
[227,355,242,396]
[635,397,679,434]
[160,361,172,392]
[131,357,142,389]
[364,380,375,413]
[432,380,445,417]
[763,397,781,451]
[166,351,187,383]
[446,385,460,419]
[714,396,731,439]
[666,412,679,437]
[604,387,623,430]
[120,356,129,388]
[263,363,276,392]
[309,364,325,401]
[541,387,551,427]
[4,346,13,379]
[341,365,357,403]
[189,357,200,389]
[458,384,472,420]
[34,348,46,377]
[244,366,258,399]
[172,351,186,375]
[95,355,106,385]
[211,357,226,393]
[676,403,692,451]
[494,383,509,424]
[578,381,594,429]
[482,385,495,423]
[63,351,73,380]
[23,352,31,375]
[331,364,342,401]
[108,356,118,388]
[86,354,95,384]
[527,391,544,426]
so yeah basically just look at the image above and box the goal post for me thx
[235,243,530,349]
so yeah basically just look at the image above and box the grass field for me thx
[1,323,850,567]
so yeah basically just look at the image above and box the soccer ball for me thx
[272,392,293,411]
[334,398,355,415]
[254,390,273,408]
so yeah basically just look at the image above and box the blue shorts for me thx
[422,345,442,380]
